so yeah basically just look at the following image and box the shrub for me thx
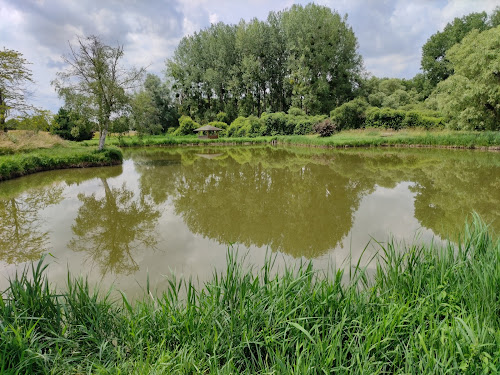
[365,108,406,130]
[173,116,200,136]
[288,107,306,116]
[226,117,247,137]
[330,98,369,130]
[313,118,338,137]
[166,127,176,134]
[261,112,288,136]
[51,108,94,141]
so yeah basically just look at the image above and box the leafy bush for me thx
[365,108,407,130]
[330,98,369,130]
[364,107,445,130]
[261,112,288,136]
[51,108,94,141]
[313,118,338,137]
[288,107,306,116]
[226,117,247,137]
[173,116,200,136]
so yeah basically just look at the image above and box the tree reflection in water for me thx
[130,147,500,258]
[0,188,63,263]
[69,178,161,275]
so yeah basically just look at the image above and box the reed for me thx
[1,215,499,374]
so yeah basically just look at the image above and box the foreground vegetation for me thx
[0,131,122,181]
[81,129,500,150]
[1,217,499,373]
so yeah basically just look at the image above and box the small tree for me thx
[0,48,34,132]
[52,35,145,150]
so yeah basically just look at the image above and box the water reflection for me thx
[0,146,498,299]
[0,188,63,263]
[0,166,122,264]
[129,147,500,258]
[69,178,161,275]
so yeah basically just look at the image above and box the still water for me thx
[0,146,499,299]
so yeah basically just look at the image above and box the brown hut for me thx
[194,125,223,139]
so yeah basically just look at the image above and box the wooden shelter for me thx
[194,125,223,139]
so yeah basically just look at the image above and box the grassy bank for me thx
[0,131,123,181]
[1,217,499,374]
[83,129,500,150]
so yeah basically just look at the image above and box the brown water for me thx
[0,146,499,299]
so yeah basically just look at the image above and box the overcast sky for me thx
[1,0,498,112]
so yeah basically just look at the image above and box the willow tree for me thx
[53,35,145,150]
[0,48,34,132]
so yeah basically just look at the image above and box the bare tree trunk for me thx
[98,129,107,150]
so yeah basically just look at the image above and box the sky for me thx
[1,0,498,112]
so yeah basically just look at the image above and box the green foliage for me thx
[216,111,230,124]
[364,107,444,130]
[330,97,369,129]
[173,115,200,136]
[130,90,163,136]
[1,219,498,373]
[313,118,338,137]
[51,108,94,141]
[421,11,490,87]
[432,26,500,130]
[167,3,362,119]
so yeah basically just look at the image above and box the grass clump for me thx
[1,216,499,373]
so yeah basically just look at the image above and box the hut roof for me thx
[194,125,224,132]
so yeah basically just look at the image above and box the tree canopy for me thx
[421,9,499,88]
[432,26,500,130]
[167,3,362,122]
[0,48,34,131]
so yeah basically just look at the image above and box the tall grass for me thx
[1,216,499,373]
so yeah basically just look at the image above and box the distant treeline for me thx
[167,3,362,121]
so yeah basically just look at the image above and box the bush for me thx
[313,118,338,137]
[330,98,369,130]
[365,107,407,130]
[365,107,445,130]
[288,107,306,116]
[261,112,288,136]
[173,116,200,136]
[226,117,247,137]
[51,108,94,141]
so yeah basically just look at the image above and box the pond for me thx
[0,146,499,300]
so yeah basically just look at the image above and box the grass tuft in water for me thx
[1,215,499,373]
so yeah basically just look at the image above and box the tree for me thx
[433,26,500,130]
[0,48,34,132]
[52,35,145,150]
[421,12,489,87]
